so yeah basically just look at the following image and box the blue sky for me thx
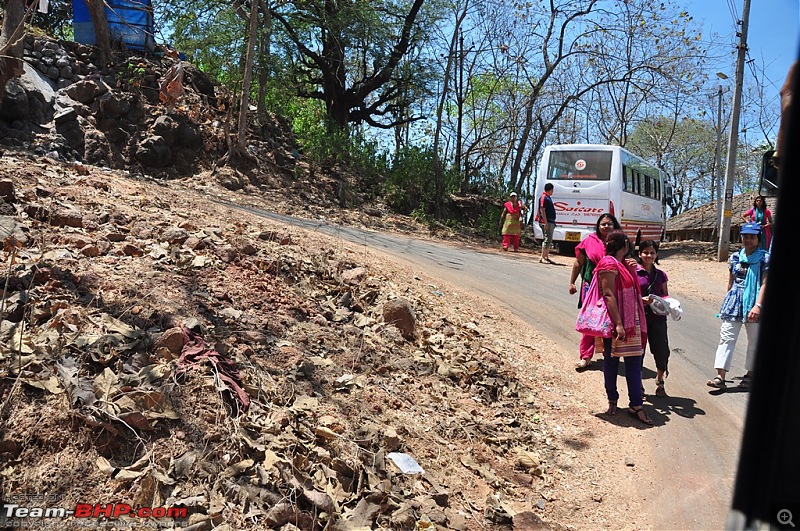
[684,0,798,94]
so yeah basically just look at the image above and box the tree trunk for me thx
[433,0,469,217]
[0,0,26,57]
[256,0,272,128]
[84,0,112,64]
[236,0,260,151]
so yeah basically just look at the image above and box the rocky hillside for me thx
[2,34,315,188]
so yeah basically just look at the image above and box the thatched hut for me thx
[665,193,777,242]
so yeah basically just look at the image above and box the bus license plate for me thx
[565,232,581,242]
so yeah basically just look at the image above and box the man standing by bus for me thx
[538,183,557,264]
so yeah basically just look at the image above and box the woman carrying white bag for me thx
[636,240,678,397]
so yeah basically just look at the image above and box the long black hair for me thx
[594,213,622,238]
[752,195,768,210]
[638,239,660,265]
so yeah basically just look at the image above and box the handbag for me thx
[575,274,614,337]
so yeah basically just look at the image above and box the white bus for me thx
[532,144,667,253]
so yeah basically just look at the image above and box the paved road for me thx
[224,202,751,529]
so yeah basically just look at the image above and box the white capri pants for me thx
[714,320,759,372]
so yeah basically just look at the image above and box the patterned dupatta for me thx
[739,248,766,314]
[595,255,647,338]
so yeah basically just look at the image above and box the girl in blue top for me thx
[707,223,769,389]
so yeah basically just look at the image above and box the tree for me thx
[431,0,706,199]
[1,0,27,57]
[1,0,28,100]
[233,0,261,154]
[628,116,716,216]
[270,0,430,130]
[84,0,112,64]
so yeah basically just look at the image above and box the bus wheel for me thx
[558,242,577,256]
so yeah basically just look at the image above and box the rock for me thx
[98,92,131,118]
[215,246,238,263]
[513,511,546,529]
[383,426,401,452]
[153,115,178,145]
[135,135,172,168]
[184,236,204,250]
[122,243,144,257]
[176,119,203,149]
[341,266,367,285]
[50,209,83,228]
[239,331,268,345]
[383,298,416,340]
[183,62,216,101]
[80,244,100,257]
[162,227,189,245]
[0,83,29,121]
[84,129,111,166]
[0,216,30,245]
[105,232,127,242]
[0,180,15,202]
[65,77,109,104]
[54,106,78,125]
[154,327,186,355]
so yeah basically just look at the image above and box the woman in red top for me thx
[499,191,526,251]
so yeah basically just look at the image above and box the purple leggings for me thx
[602,338,644,407]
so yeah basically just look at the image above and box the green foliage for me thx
[475,205,503,238]
[157,0,245,87]
[116,60,146,88]
[32,0,73,40]
[384,146,436,215]
[281,97,388,196]
[286,98,346,162]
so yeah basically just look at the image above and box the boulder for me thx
[135,135,172,167]
[383,298,416,340]
[0,83,29,121]
[65,77,110,104]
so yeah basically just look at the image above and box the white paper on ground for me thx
[387,452,425,474]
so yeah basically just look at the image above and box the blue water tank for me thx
[73,0,155,51]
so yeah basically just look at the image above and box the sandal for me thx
[628,406,653,425]
[605,400,618,416]
[655,380,666,396]
[738,374,751,389]
[706,375,726,389]
[575,358,592,371]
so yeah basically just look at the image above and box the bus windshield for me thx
[547,150,612,181]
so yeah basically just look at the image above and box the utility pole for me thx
[713,81,726,237]
[717,0,750,262]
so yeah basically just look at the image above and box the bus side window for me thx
[623,167,631,191]
[645,175,652,198]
